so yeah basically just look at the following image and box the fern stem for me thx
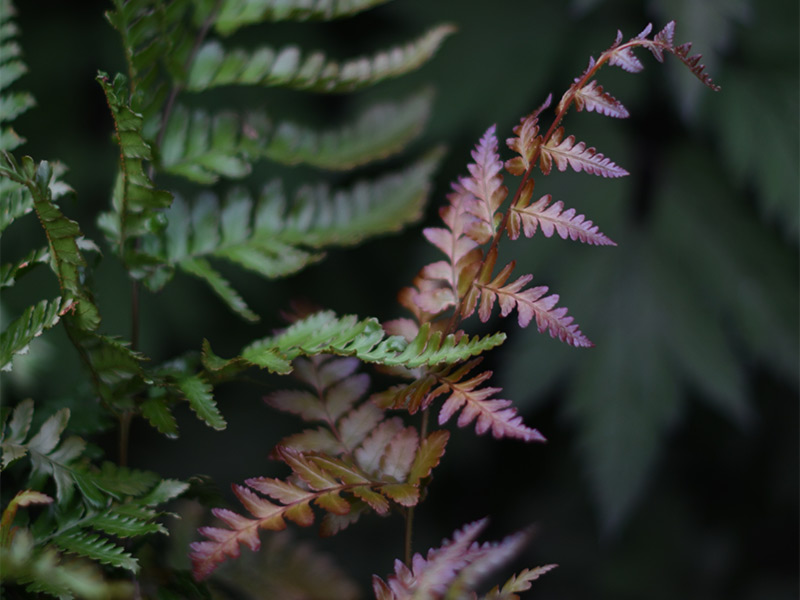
[404,506,415,566]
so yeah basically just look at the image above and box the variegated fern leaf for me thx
[190,355,450,580]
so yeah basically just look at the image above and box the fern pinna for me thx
[190,20,718,596]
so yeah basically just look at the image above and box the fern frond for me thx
[245,312,506,370]
[0,154,100,330]
[503,95,550,176]
[53,530,139,573]
[0,160,72,234]
[0,528,133,599]
[482,565,559,600]
[187,24,455,92]
[0,298,67,372]
[0,0,35,151]
[96,72,173,270]
[214,0,395,35]
[0,246,50,289]
[160,105,255,183]
[539,127,628,178]
[572,80,629,118]
[191,426,447,581]
[147,150,441,320]
[432,359,546,442]
[474,260,593,347]
[373,519,538,600]
[259,90,433,170]
[507,189,616,246]
[459,125,508,244]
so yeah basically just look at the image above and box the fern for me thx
[372,519,555,599]
[213,0,395,35]
[186,24,455,92]
[190,354,449,579]
[0,0,34,152]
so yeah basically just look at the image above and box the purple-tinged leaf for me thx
[573,80,629,118]
[355,418,406,475]
[540,127,628,178]
[380,427,419,481]
[509,193,616,245]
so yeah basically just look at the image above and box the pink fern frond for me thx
[461,125,508,229]
[573,80,629,118]
[540,127,628,178]
[433,359,546,442]
[508,193,616,246]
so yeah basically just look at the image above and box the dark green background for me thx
[4,0,798,598]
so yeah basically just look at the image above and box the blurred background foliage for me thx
[3,0,797,598]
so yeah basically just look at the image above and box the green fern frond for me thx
[53,530,139,573]
[0,154,100,330]
[257,89,433,170]
[145,150,441,320]
[0,0,35,151]
[187,24,455,92]
[0,246,50,289]
[213,0,395,35]
[0,528,133,599]
[202,310,506,376]
[0,298,65,372]
[96,72,173,272]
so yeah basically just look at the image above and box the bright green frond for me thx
[214,0,396,35]
[187,24,456,92]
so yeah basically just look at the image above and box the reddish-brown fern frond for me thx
[539,127,629,177]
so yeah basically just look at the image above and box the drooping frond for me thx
[96,72,173,273]
[0,0,35,151]
[0,298,67,372]
[507,188,616,246]
[572,80,629,118]
[190,425,449,581]
[213,0,395,35]
[373,519,548,600]
[539,127,628,178]
[187,24,456,92]
[0,154,100,330]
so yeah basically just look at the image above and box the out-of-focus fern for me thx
[0,400,188,596]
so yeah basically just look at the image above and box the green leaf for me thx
[235,310,506,373]
[160,105,255,184]
[258,90,433,170]
[53,530,139,573]
[187,24,456,92]
[0,153,99,330]
[0,0,34,151]
[0,246,50,288]
[0,298,65,372]
[214,0,395,35]
[96,72,173,271]
[178,374,226,430]
[140,396,179,438]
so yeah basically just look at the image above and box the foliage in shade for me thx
[213,0,396,35]
[0,0,34,151]
[187,24,456,92]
